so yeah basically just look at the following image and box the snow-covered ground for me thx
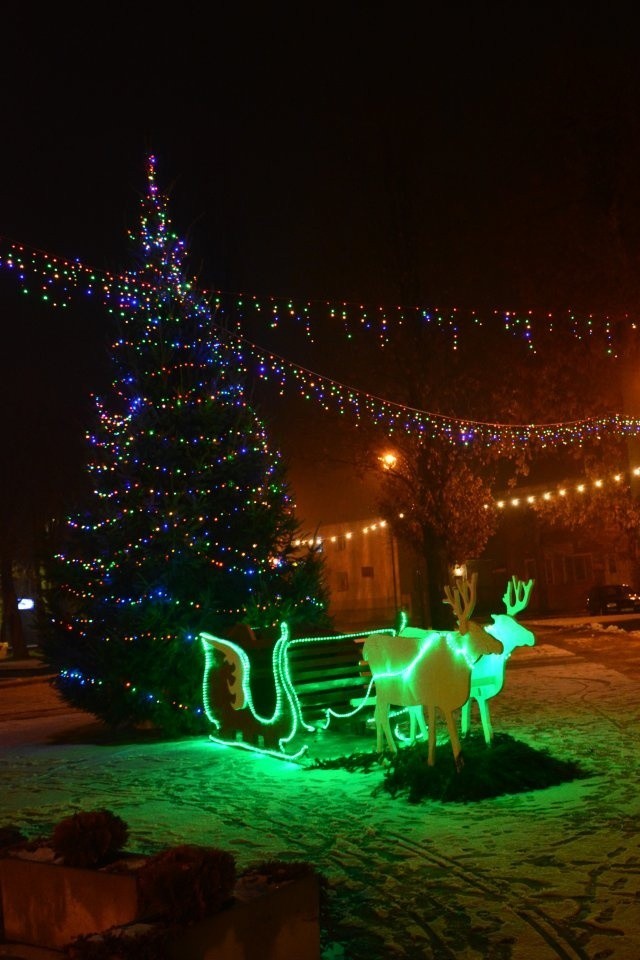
[1,626,639,959]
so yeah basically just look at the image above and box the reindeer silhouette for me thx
[460,576,535,743]
[362,574,503,770]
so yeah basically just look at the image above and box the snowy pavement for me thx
[1,627,639,959]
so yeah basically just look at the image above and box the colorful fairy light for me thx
[0,231,636,445]
[0,230,627,346]
[246,335,640,447]
[45,155,329,734]
[0,238,625,326]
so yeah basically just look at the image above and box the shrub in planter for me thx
[52,809,129,868]
[68,858,322,960]
[1,811,320,960]
[0,825,26,851]
[136,843,237,924]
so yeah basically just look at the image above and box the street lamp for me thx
[379,451,398,470]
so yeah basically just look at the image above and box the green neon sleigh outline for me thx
[199,623,393,762]
[199,616,471,761]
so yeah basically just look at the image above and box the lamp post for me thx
[377,450,435,625]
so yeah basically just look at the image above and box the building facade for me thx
[314,501,640,630]
[311,519,407,631]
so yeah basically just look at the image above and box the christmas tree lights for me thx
[41,157,330,735]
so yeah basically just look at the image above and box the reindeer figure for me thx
[461,576,535,744]
[363,574,503,770]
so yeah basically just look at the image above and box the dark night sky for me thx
[3,3,640,526]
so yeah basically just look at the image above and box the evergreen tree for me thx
[42,157,330,735]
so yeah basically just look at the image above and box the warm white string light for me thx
[293,468,640,551]
[293,519,388,548]
[491,466,639,510]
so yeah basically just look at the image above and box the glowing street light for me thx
[379,451,398,470]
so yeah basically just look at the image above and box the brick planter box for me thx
[165,870,320,960]
[0,855,321,959]
[0,856,143,948]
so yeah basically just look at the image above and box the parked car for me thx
[586,584,640,615]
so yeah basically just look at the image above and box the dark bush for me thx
[0,825,27,850]
[137,843,236,924]
[52,809,129,867]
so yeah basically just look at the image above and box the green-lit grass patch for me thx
[310,733,593,803]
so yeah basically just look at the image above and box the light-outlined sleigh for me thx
[199,574,535,765]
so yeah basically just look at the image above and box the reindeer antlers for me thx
[502,576,535,617]
[443,572,533,631]
[443,572,478,635]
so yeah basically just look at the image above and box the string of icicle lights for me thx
[3,235,640,445]
[244,334,640,447]
[0,233,633,351]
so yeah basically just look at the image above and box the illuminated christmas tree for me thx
[42,157,330,734]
